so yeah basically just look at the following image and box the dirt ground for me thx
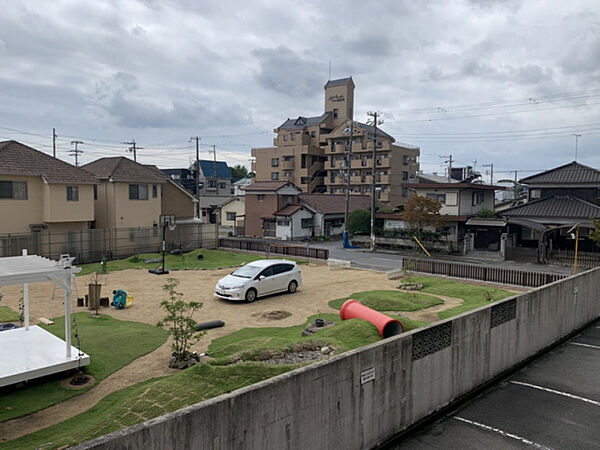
[0,264,527,441]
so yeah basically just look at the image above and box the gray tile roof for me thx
[0,140,97,184]
[277,113,330,131]
[519,161,600,185]
[299,193,370,215]
[499,195,600,219]
[355,122,394,140]
[82,157,166,183]
[324,77,354,88]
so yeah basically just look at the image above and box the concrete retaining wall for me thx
[77,268,600,450]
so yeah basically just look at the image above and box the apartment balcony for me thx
[350,175,362,184]
[351,159,371,169]
[379,192,389,202]
[377,174,390,184]
[282,160,295,170]
[327,175,346,186]
[325,143,347,155]
[366,141,392,151]
[375,158,390,169]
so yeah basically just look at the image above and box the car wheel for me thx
[288,280,298,294]
[245,288,257,303]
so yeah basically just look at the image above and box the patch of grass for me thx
[328,290,442,312]
[78,249,303,275]
[0,313,168,423]
[409,276,514,319]
[0,305,19,323]
[3,364,294,450]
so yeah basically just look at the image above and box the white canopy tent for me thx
[0,251,90,387]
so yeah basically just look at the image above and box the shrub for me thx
[347,209,371,234]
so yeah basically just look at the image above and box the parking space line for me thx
[569,342,600,350]
[511,381,600,407]
[454,417,551,449]
[373,257,402,262]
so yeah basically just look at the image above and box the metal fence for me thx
[219,238,329,260]
[0,223,217,264]
[404,256,566,287]
[548,248,600,269]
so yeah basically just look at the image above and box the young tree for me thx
[157,278,204,365]
[403,196,444,235]
[591,219,600,248]
[230,164,248,182]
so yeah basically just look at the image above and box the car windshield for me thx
[231,264,263,279]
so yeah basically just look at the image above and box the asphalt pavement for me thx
[392,323,600,449]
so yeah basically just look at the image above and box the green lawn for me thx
[2,364,294,450]
[78,249,302,275]
[328,290,443,312]
[0,313,168,423]
[0,305,19,323]
[409,276,514,319]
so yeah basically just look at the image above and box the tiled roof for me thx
[375,212,468,222]
[519,161,600,185]
[355,122,394,140]
[403,182,503,190]
[82,157,166,183]
[197,160,232,179]
[299,193,370,215]
[243,181,298,192]
[278,113,330,131]
[499,196,600,219]
[0,140,96,184]
[324,77,354,88]
[274,204,304,216]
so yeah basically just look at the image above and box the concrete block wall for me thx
[77,268,600,450]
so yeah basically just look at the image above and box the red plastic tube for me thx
[340,299,404,338]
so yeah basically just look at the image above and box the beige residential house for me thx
[82,157,166,229]
[0,140,96,234]
[251,77,420,207]
[144,165,197,220]
[219,197,245,234]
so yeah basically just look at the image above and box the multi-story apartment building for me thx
[251,77,420,207]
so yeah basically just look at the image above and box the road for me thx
[392,322,600,449]
[311,240,574,275]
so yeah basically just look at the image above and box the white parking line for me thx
[454,417,552,449]
[570,342,600,350]
[373,257,402,262]
[511,381,600,407]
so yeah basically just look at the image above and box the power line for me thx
[69,140,84,167]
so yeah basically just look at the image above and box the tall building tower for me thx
[324,78,355,130]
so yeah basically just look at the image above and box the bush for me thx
[347,209,371,234]
[475,208,496,218]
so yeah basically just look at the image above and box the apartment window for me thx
[333,108,338,118]
[152,184,158,198]
[271,172,279,180]
[311,131,316,138]
[402,187,408,197]
[403,171,409,181]
[472,191,483,205]
[284,155,294,161]
[257,194,265,202]
[283,135,288,141]
[66,186,79,201]
[530,189,541,199]
[208,180,216,188]
[272,158,279,167]
[129,184,148,200]
[291,132,295,141]
[403,155,410,165]
[226,212,236,221]
[171,174,180,180]
[302,218,313,228]
[284,171,293,178]
[0,181,27,200]
[219,182,226,189]
[283,195,294,205]
[93,184,98,200]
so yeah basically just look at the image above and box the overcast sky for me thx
[0,0,599,181]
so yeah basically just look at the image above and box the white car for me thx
[214,259,302,302]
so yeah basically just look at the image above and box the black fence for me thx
[219,238,329,260]
[405,256,566,287]
[548,248,600,269]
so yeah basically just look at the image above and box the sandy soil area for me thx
[0,264,526,440]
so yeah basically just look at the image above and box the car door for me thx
[255,266,276,295]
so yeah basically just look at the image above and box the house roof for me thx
[144,165,197,202]
[499,195,600,219]
[324,77,354,88]
[274,204,305,216]
[243,181,299,192]
[418,173,460,184]
[82,157,166,183]
[0,140,96,184]
[519,161,600,185]
[354,122,394,140]
[403,182,503,190]
[277,113,330,131]
[196,160,232,179]
[375,212,468,222]
[299,193,370,215]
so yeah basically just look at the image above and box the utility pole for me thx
[514,170,518,199]
[69,140,83,167]
[122,140,142,162]
[190,136,201,218]
[440,154,453,182]
[482,163,494,185]
[52,128,57,158]
[210,145,217,194]
[367,111,383,252]
[572,133,582,161]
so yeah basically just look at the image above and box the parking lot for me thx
[397,322,600,449]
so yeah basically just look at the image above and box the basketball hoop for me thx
[168,222,176,231]
[160,214,176,228]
